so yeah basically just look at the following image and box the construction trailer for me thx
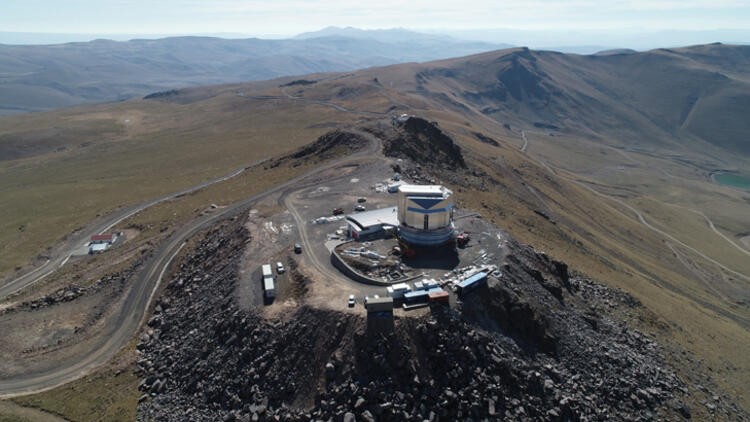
[413,278,439,291]
[456,271,488,296]
[403,289,430,305]
[261,264,276,299]
[365,296,395,332]
[365,296,394,313]
[386,283,412,298]
[428,290,450,304]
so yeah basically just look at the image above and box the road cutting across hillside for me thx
[0,131,383,398]
[0,166,249,299]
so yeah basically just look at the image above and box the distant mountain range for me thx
[0,29,509,114]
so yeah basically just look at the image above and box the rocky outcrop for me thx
[384,117,466,169]
[143,89,181,100]
[271,130,370,168]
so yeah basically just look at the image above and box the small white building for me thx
[88,233,117,254]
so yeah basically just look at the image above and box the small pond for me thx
[713,172,750,190]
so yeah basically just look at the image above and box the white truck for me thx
[261,264,276,299]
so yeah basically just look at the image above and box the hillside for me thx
[0,43,749,418]
[0,33,503,114]
[392,43,750,155]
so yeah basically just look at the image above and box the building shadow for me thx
[401,244,459,270]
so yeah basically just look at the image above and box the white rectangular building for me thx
[346,206,398,239]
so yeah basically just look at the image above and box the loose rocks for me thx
[136,215,743,421]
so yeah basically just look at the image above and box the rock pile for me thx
[1,260,144,315]
[136,217,742,421]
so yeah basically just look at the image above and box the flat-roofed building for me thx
[346,206,398,239]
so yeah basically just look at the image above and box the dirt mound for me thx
[134,214,734,421]
[383,117,466,169]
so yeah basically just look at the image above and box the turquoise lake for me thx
[714,172,750,190]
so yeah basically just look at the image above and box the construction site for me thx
[327,181,501,315]
[250,155,510,324]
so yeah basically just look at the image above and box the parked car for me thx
[357,197,367,203]
[354,204,366,212]
[332,207,344,216]
[276,261,285,274]
[348,294,356,307]
[294,243,302,254]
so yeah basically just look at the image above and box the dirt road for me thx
[0,131,383,398]
[0,165,248,299]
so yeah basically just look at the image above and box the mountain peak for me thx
[294,26,452,43]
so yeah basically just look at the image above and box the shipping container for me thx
[261,264,273,279]
[403,289,429,304]
[263,277,276,299]
[428,290,450,304]
[456,272,487,296]
[386,283,412,298]
[422,279,439,290]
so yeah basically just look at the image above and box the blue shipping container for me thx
[403,290,430,304]
[457,272,487,295]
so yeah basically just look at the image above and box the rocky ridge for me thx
[272,130,371,168]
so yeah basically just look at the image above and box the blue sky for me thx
[2,0,749,46]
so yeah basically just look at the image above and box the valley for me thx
[0,44,748,420]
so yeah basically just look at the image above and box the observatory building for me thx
[397,184,455,247]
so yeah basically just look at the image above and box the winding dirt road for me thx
[0,131,383,398]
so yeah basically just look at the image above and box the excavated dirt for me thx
[134,211,744,421]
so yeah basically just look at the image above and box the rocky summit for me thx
[132,214,738,421]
